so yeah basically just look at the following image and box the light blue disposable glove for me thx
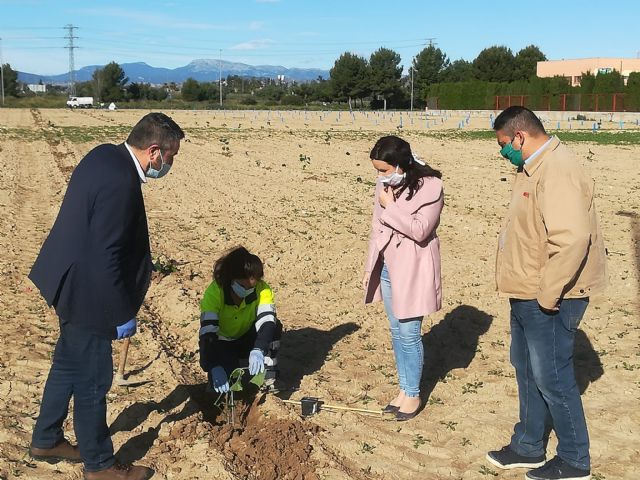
[116,318,137,339]
[210,366,229,393]
[248,348,265,375]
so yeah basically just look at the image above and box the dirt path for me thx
[0,109,74,478]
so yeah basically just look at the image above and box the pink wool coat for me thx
[364,177,444,319]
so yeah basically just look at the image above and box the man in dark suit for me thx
[28,113,184,480]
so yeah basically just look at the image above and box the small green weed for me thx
[360,442,376,454]
[413,434,428,449]
[462,381,484,394]
[479,465,498,476]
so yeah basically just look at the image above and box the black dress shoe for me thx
[395,403,422,421]
[382,404,400,414]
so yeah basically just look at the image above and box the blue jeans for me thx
[31,322,115,472]
[380,264,423,397]
[509,298,590,470]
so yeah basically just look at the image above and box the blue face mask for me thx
[146,150,172,179]
[231,281,254,299]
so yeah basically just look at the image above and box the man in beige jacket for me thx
[486,106,606,480]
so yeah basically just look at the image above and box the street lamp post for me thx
[410,65,414,111]
[219,49,223,108]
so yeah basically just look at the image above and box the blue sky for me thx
[1,0,639,75]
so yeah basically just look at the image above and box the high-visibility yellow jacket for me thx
[199,279,276,341]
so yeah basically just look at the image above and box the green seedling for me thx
[213,367,266,426]
[249,370,266,387]
[439,372,457,384]
[153,255,178,276]
[413,434,428,449]
[440,420,457,431]
[326,352,341,361]
[219,137,232,157]
[299,153,311,169]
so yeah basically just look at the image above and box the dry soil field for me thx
[0,107,638,479]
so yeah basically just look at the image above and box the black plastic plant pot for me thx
[300,396,323,416]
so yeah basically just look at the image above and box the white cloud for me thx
[249,21,265,31]
[230,39,275,50]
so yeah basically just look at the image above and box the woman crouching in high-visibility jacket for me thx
[199,246,281,392]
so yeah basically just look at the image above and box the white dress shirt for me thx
[124,142,147,183]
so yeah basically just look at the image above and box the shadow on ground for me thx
[277,322,360,399]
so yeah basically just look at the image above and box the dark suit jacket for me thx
[29,143,152,339]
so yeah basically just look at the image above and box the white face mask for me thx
[146,150,172,179]
[231,281,254,299]
[379,166,405,187]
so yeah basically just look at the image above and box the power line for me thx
[2,29,428,50]
[0,26,61,31]
[4,25,434,75]
[0,36,65,40]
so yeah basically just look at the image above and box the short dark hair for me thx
[127,112,185,151]
[370,135,441,201]
[213,246,264,290]
[493,106,546,136]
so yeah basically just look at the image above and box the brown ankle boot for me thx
[84,463,154,480]
[30,439,81,464]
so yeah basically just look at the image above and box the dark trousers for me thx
[207,321,282,381]
[509,298,590,470]
[31,322,115,472]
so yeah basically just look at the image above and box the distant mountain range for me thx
[18,59,330,85]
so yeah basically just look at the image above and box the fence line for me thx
[427,93,638,112]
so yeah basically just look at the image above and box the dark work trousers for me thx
[31,322,115,472]
[206,320,282,383]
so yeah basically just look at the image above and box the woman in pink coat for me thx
[363,135,444,421]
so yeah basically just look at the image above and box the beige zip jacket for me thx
[495,136,607,309]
